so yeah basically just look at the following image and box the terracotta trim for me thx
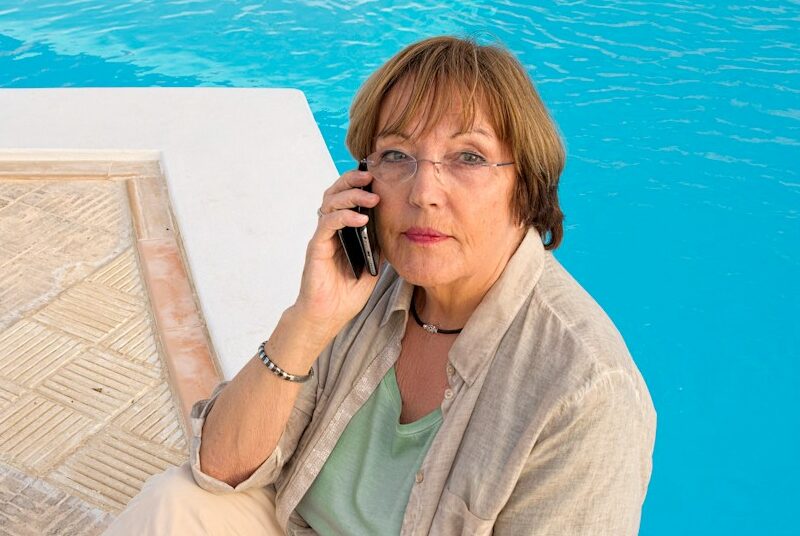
[126,166,221,438]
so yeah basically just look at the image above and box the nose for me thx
[408,158,446,208]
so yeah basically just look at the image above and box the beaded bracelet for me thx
[257,341,314,383]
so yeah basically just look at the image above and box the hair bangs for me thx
[375,51,490,144]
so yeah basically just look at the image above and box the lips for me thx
[403,227,450,245]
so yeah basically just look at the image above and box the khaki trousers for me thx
[103,462,284,535]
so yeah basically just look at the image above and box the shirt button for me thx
[446,364,455,376]
[444,389,453,400]
[415,470,424,483]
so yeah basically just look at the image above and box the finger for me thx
[324,170,372,197]
[320,188,379,216]
[313,209,369,241]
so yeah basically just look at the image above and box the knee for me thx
[107,462,281,536]
[138,462,211,508]
[105,462,213,535]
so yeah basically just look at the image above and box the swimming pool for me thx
[2,1,799,534]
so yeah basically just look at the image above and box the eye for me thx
[454,151,487,166]
[380,150,411,163]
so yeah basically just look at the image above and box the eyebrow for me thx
[456,127,493,139]
[376,127,494,141]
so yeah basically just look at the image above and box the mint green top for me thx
[296,366,443,535]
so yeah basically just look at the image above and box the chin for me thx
[387,253,460,288]
[395,270,451,288]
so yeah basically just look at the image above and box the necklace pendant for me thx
[423,323,438,334]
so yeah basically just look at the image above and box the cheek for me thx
[374,195,402,252]
[373,183,405,229]
[455,188,513,238]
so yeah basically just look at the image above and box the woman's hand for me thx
[293,169,381,339]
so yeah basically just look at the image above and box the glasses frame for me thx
[360,151,515,185]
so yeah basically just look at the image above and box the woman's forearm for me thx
[198,306,334,487]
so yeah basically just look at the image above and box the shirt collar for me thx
[379,265,414,329]
[379,227,547,385]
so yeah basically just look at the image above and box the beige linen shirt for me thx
[189,228,657,535]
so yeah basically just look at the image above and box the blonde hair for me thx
[346,35,566,250]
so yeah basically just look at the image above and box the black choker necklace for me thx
[410,297,463,335]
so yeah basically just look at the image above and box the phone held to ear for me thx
[337,161,379,278]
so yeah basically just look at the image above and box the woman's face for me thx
[372,87,526,293]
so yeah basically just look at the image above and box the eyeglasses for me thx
[361,150,515,185]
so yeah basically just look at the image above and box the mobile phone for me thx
[337,161,379,278]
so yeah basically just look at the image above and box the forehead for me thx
[376,78,498,142]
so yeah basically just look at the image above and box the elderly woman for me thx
[106,36,656,535]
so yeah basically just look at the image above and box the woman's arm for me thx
[197,306,330,488]
[196,169,382,488]
[494,370,657,535]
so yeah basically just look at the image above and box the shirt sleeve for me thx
[188,367,318,493]
[494,370,657,535]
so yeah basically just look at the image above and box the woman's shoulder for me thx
[505,252,653,416]
[529,253,637,371]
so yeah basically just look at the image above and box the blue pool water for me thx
[2,1,799,534]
